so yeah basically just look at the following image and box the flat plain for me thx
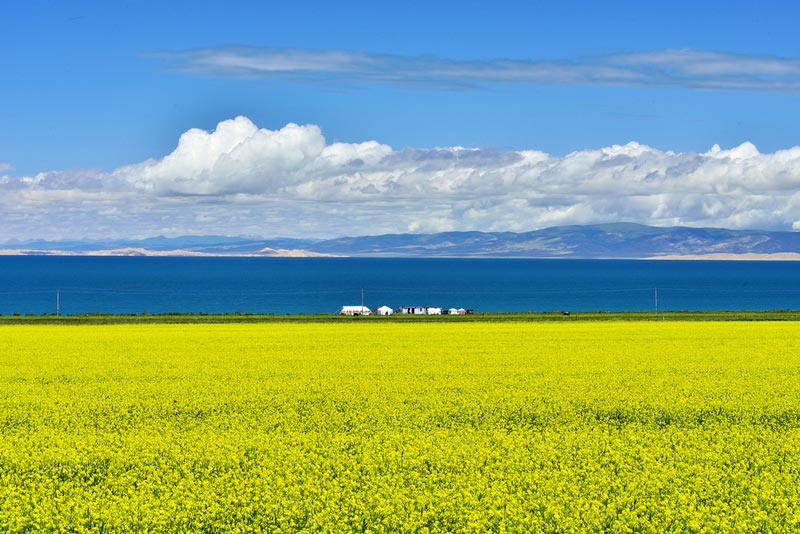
[1,321,799,532]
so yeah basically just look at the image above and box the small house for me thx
[398,306,427,315]
[457,308,467,315]
[340,305,372,316]
[448,308,459,315]
[375,305,394,316]
[426,307,443,315]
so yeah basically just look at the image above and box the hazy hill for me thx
[307,223,800,258]
[4,224,800,258]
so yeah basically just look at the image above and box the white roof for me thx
[341,306,371,312]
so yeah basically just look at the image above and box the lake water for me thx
[0,256,798,315]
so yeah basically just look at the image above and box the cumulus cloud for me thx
[2,116,800,240]
[157,47,800,92]
[116,117,391,196]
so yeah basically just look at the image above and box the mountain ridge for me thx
[3,223,800,258]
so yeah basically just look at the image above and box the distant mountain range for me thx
[0,235,317,254]
[3,223,800,258]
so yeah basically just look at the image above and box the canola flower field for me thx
[1,322,799,532]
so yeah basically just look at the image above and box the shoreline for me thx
[2,310,800,324]
[2,249,800,260]
[0,247,336,258]
[644,252,800,261]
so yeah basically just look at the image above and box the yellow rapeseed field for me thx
[1,322,799,532]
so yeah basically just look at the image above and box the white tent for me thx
[376,305,394,315]
[426,307,443,315]
[340,305,372,316]
[448,308,459,315]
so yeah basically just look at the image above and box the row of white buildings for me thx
[339,305,472,316]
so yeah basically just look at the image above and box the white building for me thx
[398,306,427,315]
[375,305,394,316]
[398,306,445,315]
[448,308,459,315]
[340,305,372,316]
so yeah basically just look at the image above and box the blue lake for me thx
[0,256,798,315]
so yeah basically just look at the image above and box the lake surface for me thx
[0,256,798,315]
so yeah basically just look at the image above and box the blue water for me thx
[0,256,798,315]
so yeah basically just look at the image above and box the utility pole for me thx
[361,287,365,309]
[56,289,60,317]
[654,287,658,319]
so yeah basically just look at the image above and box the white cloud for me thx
[116,117,391,196]
[0,163,11,172]
[2,116,800,240]
[157,47,800,92]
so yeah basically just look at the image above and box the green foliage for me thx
[2,310,800,324]
[0,322,799,532]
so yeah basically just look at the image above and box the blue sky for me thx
[2,0,800,240]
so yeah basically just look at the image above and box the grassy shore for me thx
[1,309,800,324]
